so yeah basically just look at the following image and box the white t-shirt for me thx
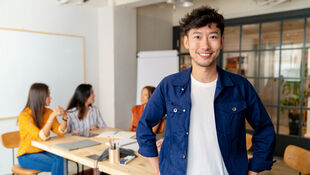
[186,75,229,175]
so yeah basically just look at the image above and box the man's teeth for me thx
[199,53,211,56]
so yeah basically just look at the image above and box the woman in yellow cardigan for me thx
[17,83,68,175]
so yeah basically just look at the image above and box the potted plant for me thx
[280,80,303,135]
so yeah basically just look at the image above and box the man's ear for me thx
[183,35,189,49]
[220,36,224,49]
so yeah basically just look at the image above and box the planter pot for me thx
[288,112,300,135]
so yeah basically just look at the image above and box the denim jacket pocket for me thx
[166,101,186,133]
[217,100,247,136]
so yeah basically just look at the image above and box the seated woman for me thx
[66,84,106,133]
[17,83,68,174]
[129,86,161,133]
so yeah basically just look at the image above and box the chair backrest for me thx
[284,145,310,175]
[1,131,20,149]
[246,133,252,151]
[157,118,166,134]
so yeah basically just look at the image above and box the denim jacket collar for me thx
[171,66,235,88]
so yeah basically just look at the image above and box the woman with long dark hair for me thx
[66,84,106,133]
[17,83,67,174]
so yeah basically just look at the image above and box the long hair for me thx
[67,84,92,120]
[24,83,49,128]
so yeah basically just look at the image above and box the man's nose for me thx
[200,37,210,50]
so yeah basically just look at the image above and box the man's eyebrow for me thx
[192,31,202,35]
[209,31,219,34]
[192,31,219,35]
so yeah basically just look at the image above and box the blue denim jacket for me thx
[137,66,275,175]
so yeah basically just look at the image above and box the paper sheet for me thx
[97,131,136,139]
[118,138,139,152]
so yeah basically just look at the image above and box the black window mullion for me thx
[257,23,262,94]
[299,17,307,136]
[239,25,243,75]
[276,20,284,135]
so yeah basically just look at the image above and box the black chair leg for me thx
[75,162,79,175]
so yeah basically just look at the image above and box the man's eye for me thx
[210,35,218,39]
[194,35,200,39]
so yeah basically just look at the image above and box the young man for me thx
[136,6,275,175]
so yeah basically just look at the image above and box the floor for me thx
[37,155,300,175]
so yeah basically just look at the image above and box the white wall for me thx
[98,5,137,129]
[137,3,173,51]
[114,6,137,130]
[0,0,99,173]
[98,5,116,128]
[172,0,310,25]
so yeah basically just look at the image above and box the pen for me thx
[120,141,137,147]
[113,131,119,135]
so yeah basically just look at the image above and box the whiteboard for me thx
[136,50,179,104]
[0,28,84,118]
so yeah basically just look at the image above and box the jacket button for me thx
[173,108,178,112]
[186,132,189,135]
[183,109,186,112]
[181,88,184,91]
[232,107,237,111]
[183,154,186,159]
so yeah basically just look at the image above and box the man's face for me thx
[183,23,224,69]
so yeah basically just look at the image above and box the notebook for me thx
[56,139,101,151]
[97,131,136,139]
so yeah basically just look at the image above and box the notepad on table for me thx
[97,131,136,139]
[118,138,139,152]
[56,139,101,151]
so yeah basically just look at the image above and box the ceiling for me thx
[56,0,293,8]
[57,0,166,7]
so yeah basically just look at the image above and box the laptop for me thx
[56,139,101,151]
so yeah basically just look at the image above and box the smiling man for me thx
[136,6,275,175]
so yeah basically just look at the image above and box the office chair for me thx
[284,145,310,175]
[1,131,41,175]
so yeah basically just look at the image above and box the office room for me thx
[1,0,310,174]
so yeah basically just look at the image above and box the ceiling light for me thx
[167,0,194,7]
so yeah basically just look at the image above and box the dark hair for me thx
[143,86,156,98]
[24,83,49,128]
[67,84,92,120]
[179,6,224,36]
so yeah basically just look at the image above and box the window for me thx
[223,16,310,137]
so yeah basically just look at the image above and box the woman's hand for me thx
[89,125,99,131]
[52,106,65,117]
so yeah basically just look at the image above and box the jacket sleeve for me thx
[245,80,276,172]
[137,81,166,157]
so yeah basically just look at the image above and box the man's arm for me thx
[148,157,160,175]
[248,170,258,175]
[136,81,166,172]
[245,80,276,173]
